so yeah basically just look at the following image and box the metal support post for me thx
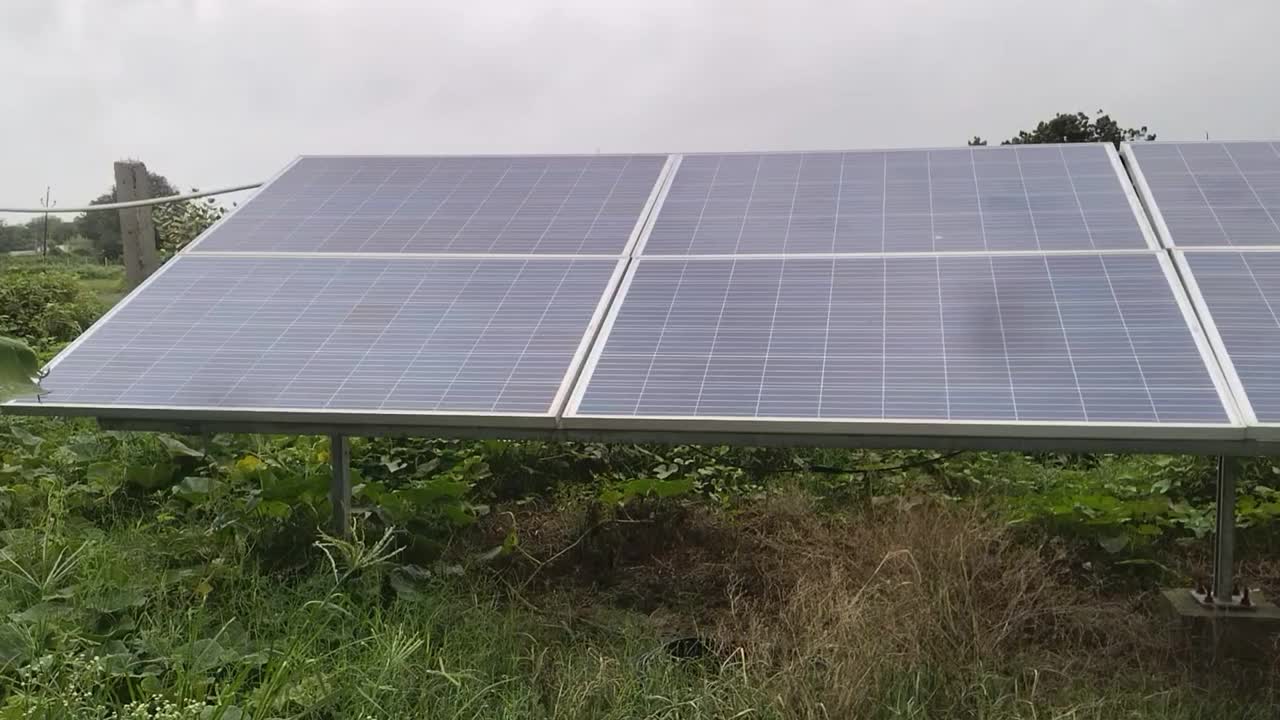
[1212,455,1238,603]
[329,435,351,537]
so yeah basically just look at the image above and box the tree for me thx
[152,194,230,254]
[0,221,27,253]
[0,217,75,254]
[73,168,178,261]
[970,110,1155,148]
[35,216,75,254]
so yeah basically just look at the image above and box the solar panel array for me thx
[570,143,1237,435]
[1179,250,1280,424]
[1127,142,1280,248]
[193,155,667,255]
[6,145,1256,444]
[641,145,1151,255]
[21,154,669,423]
[572,254,1227,424]
[38,255,619,415]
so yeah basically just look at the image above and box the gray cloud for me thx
[2,0,1278,221]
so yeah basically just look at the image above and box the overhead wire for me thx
[0,182,263,214]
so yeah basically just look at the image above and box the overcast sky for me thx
[2,0,1278,222]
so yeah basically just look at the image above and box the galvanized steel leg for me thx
[1212,456,1238,602]
[330,435,351,537]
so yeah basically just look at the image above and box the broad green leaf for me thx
[201,705,244,720]
[622,478,658,499]
[0,623,32,666]
[620,476,694,499]
[158,434,204,458]
[259,469,325,501]
[360,480,388,503]
[183,638,229,673]
[174,476,215,502]
[654,464,678,479]
[255,500,291,519]
[86,462,117,486]
[401,480,470,506]
[87,586,149,613]
[9,425,42,447]
[0,336,43,401]
[11,602,72,624]
[653,477,695,498]
[234,455,264,474]
[65,437,101,462]
[124,462,176,490]
[441,504,476,526]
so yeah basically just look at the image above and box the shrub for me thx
[0,268,103,347]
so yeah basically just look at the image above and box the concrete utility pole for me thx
[114,161,159,288]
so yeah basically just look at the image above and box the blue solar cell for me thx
[641,145,1148,255]
[1128,142,1280,248]
[574,254,1227,424]
[193,155,667,255]
[1182,250,1280,422]
[35,255,619,416]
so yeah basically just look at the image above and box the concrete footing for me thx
[1161,588,1280,662]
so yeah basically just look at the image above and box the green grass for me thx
[0,254,126,307]
[77,274,127,307]
[1,413,1277,717]
[1,500,1273,719]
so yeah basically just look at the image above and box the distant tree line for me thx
[0,216,77,255]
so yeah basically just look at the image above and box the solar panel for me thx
[1125,142,1280,248]
[1178,250,1280,429]
[639,144,1153,255]
[190,155,669,255]
[567,253,1234,435]
[23,255,621,422]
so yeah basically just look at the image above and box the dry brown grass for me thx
[718,498,1160,717]
[462,493,1266,717]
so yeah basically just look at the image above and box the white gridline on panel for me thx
[594,255,1214,422]
[58,262,273,401]
[1017,150,1090,420]
[64,259,377,406]
[352,260,602,412]
[1175,145,1234,246]
[352,260,599,412]
[643,146,1139,255]
[198,156,663,255]
[1147,142,1280,247]
[45,258,612,415]
[378,262,487,408]
[1182,250,1280,423]
[1061,147,1161,418]
[691,257,740,417]
[1220,144,1280,236]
